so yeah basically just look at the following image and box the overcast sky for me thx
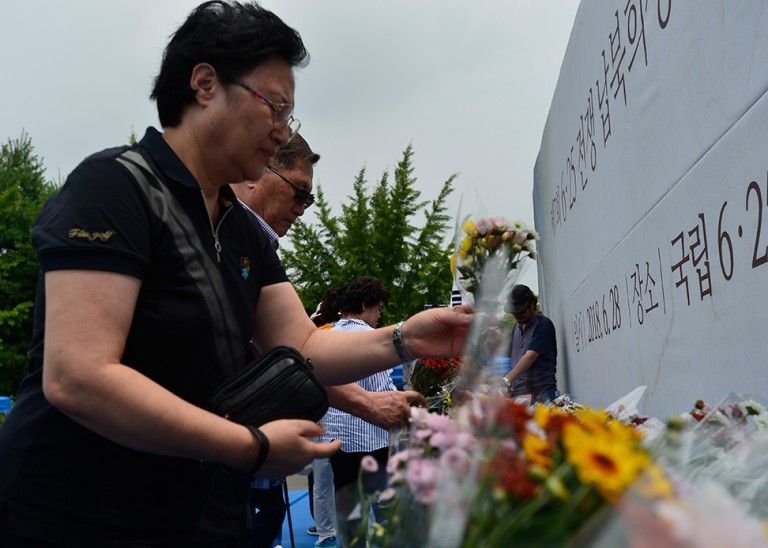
[1,1,580,293]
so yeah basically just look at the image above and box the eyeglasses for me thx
[233,78,301,142]
[266,165,315,208]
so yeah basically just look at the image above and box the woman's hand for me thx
[251,420,341,480]
[400,305,474,359]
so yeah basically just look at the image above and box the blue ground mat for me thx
[279,489,322,548]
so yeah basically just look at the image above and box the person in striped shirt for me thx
[318,276,423,546]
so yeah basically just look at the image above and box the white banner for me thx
[533,0,768,416]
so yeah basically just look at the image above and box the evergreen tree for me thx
[281,144,457,324]
[0,132,57,396]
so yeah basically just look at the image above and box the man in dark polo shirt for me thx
[501,284,558,403]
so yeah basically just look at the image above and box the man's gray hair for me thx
[272,133,320,170]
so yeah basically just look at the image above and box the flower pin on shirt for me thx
[240,257,251,280]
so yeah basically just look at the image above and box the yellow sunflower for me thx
[562,422,649,500]
[523,432,551,469]
[534,403,571,430]
[606,417,645,444]
[573,407,613,434]
[634,463,674,500]
[533,403,551,428]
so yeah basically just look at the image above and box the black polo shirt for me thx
[0,127,288,545]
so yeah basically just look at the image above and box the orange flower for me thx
[488,444,540,500]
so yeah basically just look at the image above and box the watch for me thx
[501,377,513,395]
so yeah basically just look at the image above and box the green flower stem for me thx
[476,490,551,546]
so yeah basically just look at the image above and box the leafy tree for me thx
[281,144,458,325]
[0,132,57,397]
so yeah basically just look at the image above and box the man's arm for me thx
[327,384,426,430]
[505,349,540,384]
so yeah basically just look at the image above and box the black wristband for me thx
[242,425,270,481]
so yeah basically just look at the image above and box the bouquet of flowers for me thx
[351,389,768,547]
[371,395,667,547]
[409,357,462,412]
[591,395,768,547]
[451,216,538,303]
[650,395,768,519]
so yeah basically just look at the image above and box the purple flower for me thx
[415,428,434,441]
[475,216,508,234]
[513,230,529,244]
[387,448,423,474]
[425,413,453,431]
[361,455,379,473]
[429,430,457,449]
[406,458,439,504]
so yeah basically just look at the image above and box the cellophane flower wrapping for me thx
[574,394,768,548]
[409,357,462,414]
[625,393,768,547]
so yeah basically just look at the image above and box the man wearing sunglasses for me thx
[230,134,422,547]
[232,132,319,246]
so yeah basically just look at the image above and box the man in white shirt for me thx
[232,138,424,548]
[196,134,321,548]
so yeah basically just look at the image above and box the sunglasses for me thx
[266,166,315,208]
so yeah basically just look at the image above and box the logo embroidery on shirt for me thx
[240,257,251,280]
[67,228,116,241]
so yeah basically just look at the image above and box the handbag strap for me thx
[115,149,249,376]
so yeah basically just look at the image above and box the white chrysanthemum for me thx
[743,399,767,417]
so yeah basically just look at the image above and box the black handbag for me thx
[210,345,328,426]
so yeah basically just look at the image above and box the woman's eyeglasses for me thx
[233,78,301,142]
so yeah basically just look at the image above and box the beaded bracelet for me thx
[392,321,412,363]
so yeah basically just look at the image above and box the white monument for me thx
[533,1,768,416]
